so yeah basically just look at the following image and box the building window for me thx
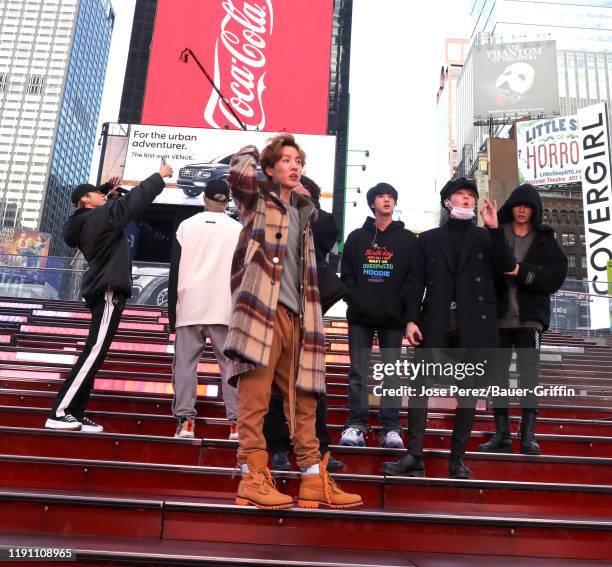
[560,210,568,224]
[552,210,559,223]
[567,254,576,269]
[581,256,587,269]
[579,233,586,246]
[26,75,46,95]
[562,233,576,246]
[0,73,8,93]
[568,210,576,225]
[543,208,550,222]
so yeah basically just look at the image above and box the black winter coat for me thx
[406,223,515,348]
[312,208,347,314]
[313,208,339,262]
[495,184,568,331]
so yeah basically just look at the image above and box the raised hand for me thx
[480,198,498,228]
[159,163,173,178]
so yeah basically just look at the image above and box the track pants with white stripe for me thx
[49,291,127,419]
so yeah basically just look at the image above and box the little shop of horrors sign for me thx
[516,116,581,186]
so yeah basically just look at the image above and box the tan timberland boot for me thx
[297,452,363,509]
[235,450,293,509]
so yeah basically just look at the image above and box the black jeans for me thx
[407,331,477,459]
[50,291,127,419]
[495,327,542,410]
[345,324,404,434]
[264,395,332,454]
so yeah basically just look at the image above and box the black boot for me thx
[520,410,541,455]
[449,457,471,479]
[478,410,513,453]
[380,453,425,477]
[270,451,292,471]
[449,407,476,479]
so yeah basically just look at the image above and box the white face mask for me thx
[445,199,475,220]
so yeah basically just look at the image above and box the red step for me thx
[3,454,612,520]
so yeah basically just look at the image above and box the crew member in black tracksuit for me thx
[478,183,568,455]
[381,178,515,479]
[45,163,173,432]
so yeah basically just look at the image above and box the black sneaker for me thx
[45,414,82,431]
[79,416,103,433]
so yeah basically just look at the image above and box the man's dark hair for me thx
[300,175,321,205]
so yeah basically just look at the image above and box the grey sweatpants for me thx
[172,324,238,422]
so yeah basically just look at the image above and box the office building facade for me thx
[39,0,115,256]
[0,0,114,256]
[470,0,612,52]
[436,38,470,189]
[118,0,156,125]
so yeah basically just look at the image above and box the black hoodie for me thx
[495,184,568,330]
[341,217,416,328]
[63,173,165,303]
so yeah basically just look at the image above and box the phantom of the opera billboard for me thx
[141,0,334,135]
[516,116,581,186]
[473,40,560,119]
[100,124,337,211]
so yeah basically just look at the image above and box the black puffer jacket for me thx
[63,174,165,303]
[495,184,568,331]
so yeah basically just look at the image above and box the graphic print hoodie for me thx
[341,217,417,328]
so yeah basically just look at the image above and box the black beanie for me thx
[440,177,478,205]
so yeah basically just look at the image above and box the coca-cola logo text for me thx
[204,0,273,130]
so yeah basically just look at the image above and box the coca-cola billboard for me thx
[141,0,334,134]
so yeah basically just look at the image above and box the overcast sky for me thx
[90,0,471,236]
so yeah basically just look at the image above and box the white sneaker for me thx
[45,414,82,431]
[339,427,366,447]
[175,417,195,438]
[228,421,239,441]
[381,430,404,449]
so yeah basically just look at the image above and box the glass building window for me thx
[26,74,46,95]
[562,232,575,246]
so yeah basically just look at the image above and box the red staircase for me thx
[0,298,611,566]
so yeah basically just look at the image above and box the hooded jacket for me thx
[495,184,568,330]
[341,217,417,328]
[63,173,165,303]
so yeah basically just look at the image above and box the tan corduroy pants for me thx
[236,305,320,469]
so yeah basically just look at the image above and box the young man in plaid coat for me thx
[224,134,361,510]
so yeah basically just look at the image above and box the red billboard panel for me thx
[142,0,334,135]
